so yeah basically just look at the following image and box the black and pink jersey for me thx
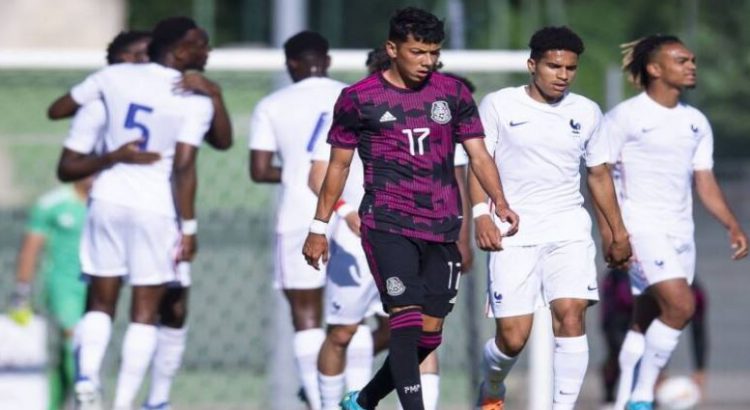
[328,72,484,242]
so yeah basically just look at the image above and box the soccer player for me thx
[470,26,632,410]
[303,8,516,410]
[48,17,215,410]
[603,34,748,410]
[248,31,346,410]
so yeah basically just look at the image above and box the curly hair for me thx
[284,31,329,60]
[147,17,197,62]
[388,7,445,44]
[106,31,151,64]
[529,26,585,61]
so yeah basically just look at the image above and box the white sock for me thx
[344,325,373,390]
[614,331,645,410]
[113,323,158,408]
[421,373,440,410]
[76,311,112,387]
[552,335,589,410]
[294,328,325,410]
[319,373,345,410]
[146,326,188,406]
[630,320,681,402]
[481,338,517,399]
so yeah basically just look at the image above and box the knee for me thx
[496,332,526,356]
[131,309,159,325]
[87,298,116,317]
[160,303,188,328]
[327,325,358,348]
[662,297,695,326]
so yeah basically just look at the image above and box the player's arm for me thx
[48,93,80,119]
[454,165,473,272]
[587,163,631,267]
[303,147,355,269]
[249,150,281,183]
[176,72,233,150]
[592,200,614,258]
[694,170,748,259]
[57,143,160,182]
[9,209,47,326]
[173,143,199,262]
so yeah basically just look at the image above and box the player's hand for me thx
[303,233,329,270]
[178,234,198,262]
[175,71,221,98]
[109,140,161,165]
[728,226,748,260]
[9,289,32,326]
[457,239,474,273]
[606,235,632,269]
[475,215,502,251]
[494,205,519,237]
[344,212,361,237]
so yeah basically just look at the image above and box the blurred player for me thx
[48,16,215,410]
[471,26,631,410]
[602,34,748,410]
[303,8,515,410]
[248,31,345,410]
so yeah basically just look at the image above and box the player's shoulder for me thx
[482,86,523,104]
[340,73,382,97]
[678,101,710,126]
[36,186,74,210]
[563,92,602,116]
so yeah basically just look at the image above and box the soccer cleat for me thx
[141,402,171,410]
[339,391,365,410]
[626,401,653,410]
[74,379,103,410]
[477,397,505,410]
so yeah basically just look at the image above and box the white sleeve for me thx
[453,144,468,167]
[63,100,106,154]
[692,117,714,170]
[248,100,277,152]
[69,69,105,105]
[601,108,629,164]
[177,97,214,147]
[477,94,500,156]
[584,105,609,167]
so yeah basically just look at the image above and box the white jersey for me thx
[70,63,213,218]
[64,100,107,155]
[479,86,608,245]
[604,92,713,238]
[248,77,347,233]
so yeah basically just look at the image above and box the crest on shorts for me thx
[430,100,451,124]
[386,277,406,296]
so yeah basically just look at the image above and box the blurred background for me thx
[0,0,748,409]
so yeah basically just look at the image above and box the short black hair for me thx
[147,16,198,62]
[284,31,329,60]
[529,26,585,61]
[388,7,444,44]
[442,72,476,93]
[366,46,391,73]
[106,31,151,64]
[621,34,683,88]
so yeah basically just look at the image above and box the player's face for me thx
[178,28,211,71]
[651,42,697,89]
[528,49,579,102]
[387,35,441,85]
[119,38,151,63]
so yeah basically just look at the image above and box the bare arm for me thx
[15,233,45,285]
[57,143,160,182]
[454,165,473,272]
[48,93,80,120]
[694,169,748,259]
[173,143,199,261]
[308,160,327,195]
[587,163,631,266]
[177,72,233,150]
[249,150,282,183]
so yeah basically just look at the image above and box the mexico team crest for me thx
[430,100,451,124]
[386,277,406,296]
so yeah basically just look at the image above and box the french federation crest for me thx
[430,100,451,124]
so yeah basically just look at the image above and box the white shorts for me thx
[325,220,380,325]
[274,229,326,289]
[486,239,599,318]
[80,200,181,286]
[628,233,695,295]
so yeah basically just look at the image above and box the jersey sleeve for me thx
[692,116,714,171]
[583,105,609,167]
[70,68,106,105]
[177,97,214,147]
[453,83,484,143]
[327,89,360,149]
[63,100,106,154]
[601,108,629,164]
[477,94,500,156]
[247,99,278,151]
[25,200,50,237]
[453,144,468,167]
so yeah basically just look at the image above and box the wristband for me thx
[471,203,491,219]
[309,219,328,235]
[181,219,198,235]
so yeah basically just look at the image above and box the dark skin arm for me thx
[173,142,199,262]
[176,72,233,150]
[454,165,473,272]
[249,150,282,183]
[56,142,160,182]
[47,93,80,119]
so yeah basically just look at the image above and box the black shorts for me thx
[361,226,461,318]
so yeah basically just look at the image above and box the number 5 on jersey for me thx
[403,128,430,156]
[124,103,154,150]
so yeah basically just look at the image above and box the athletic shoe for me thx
[74,379,103,410]
[626,402,653,410]
[476,382,505,410]
[340,391,365,410]
[141,402,171,410]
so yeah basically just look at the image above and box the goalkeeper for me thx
[8,176,93,410]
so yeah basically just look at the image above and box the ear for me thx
[385,40,398,59]
[527,58,536,75]
[646,61,661,80]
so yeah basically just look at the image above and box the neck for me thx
[526,81,563,104]
[645,82,682,108]
[383,66,422,90]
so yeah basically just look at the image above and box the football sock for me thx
[145,326,188,406]
[552,335,589,410]
[319,373,345,410]
[345,325,374,390]
[294,328,326,410]
[481,338,518,399]
[113,323,158,408]
[614,330,645,410]
[630,320,681,402]
[76,311,112,387]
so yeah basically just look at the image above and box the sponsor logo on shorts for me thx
[430,100,451,124]
[559,390,577,396]
[449,296,457,304]
[654,260,665,268]
[587,284,598,291]
[386,277,406,296]
[509,120,529,127]
[691,124,699,133]
[493,292,503,302]
[403,384,421,394]
[332,301,342,311]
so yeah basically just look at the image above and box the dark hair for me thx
[442,72,476,93]
[529,26,585,61]
[284,30,329,60]
[106,31,151,64]
[389,7,444,44]
[147,16,198,62]
[366,46,391,73]
[621,34,683,88]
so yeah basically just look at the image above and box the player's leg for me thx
[319,323,360,409]
[48,282,87,408]
[371,313,390,355]
[397,350,439,410]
